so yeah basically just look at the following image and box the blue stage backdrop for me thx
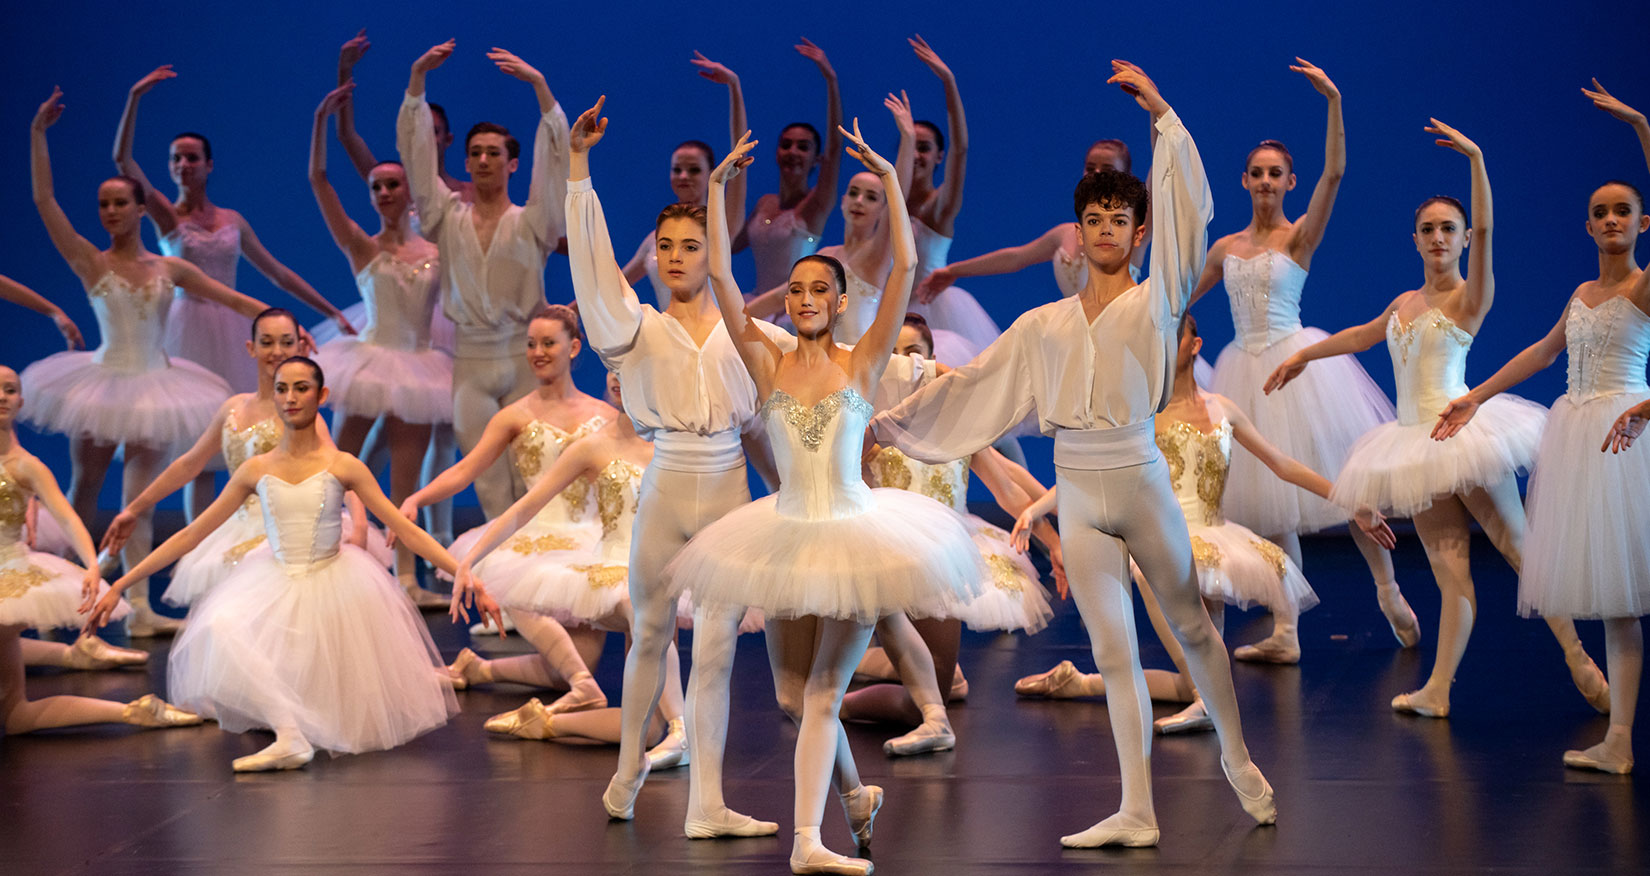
[3,1,1646,508]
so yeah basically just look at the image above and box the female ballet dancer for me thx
[1266,120,1606,718]
[1432,80,1650,769]
[621,52,749,307]
[1,273,84,350]
[732,38,841,295]
[85,357,461,772]
[874,62,1276,847]
[670,125,982,875]
[311,83,453,600]
[23,88,272,638]
[0,365,201,735]
[400,305,616,711]
[1188,59,1409,663]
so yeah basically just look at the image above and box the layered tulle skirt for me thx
[167,545,457,754]
[948,516,1054,633]
[1519,390,1650,619]
[0,543,130,629]
[482,545,628,628]
[165,509,393,608]
[19,353,230,447]
[1132,521,1317,613]
[1212,328,1395,534]
[312,339,453,424]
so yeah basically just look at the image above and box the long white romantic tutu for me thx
[0,543,129,629]
[165,509,393,608]
[20,352,230,447]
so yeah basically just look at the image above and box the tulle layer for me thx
[947,516,1054,633]
[909,285,1002,353]
[441,519,600,582]
[167,508,392,607]
[1520,391,1650,619]
[668,489,985,625]
[1135,521,1318,613]
[1212,328,1395,534]
[1331,395,1545,517]
[313,339,454,423]
[167,545,457,754]
[19,352,230,447]
[484,547,629,626]
[317,302,455,355]
[0,545,129,628]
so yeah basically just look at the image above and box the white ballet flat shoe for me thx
[841,783,883,848]
[603,761,650,820]
[1221,757,1277,825]
[683,806,780,839]
[232,739,315,772]
[791,830,873,875]
[645,718,689,771]
[1059,814,1160,848]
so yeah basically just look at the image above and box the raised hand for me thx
[52,312,84,349]
[839,118,894,177]
[794,37,834,79]
[569,96,608,154]
[99,509,139,555]
[316,81,356,118]
[1107,60,1169,117]
[884,90,914,136]
[413,39,455,75]
[1354,507,1397,549]
[1425,118,1481,158]
[711,131,758,185]
[1431,394,1479,440]
[909,34,953,81]
[130,65,176,97]
[1263,355,1307,394]
[488,47,544,85]
[690,50,738,85]
[1582,78,1647,127]
[33,87,64,130]
[1290,57,1339,100]
[1603,399,1649,453]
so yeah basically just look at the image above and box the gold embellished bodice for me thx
[1156,418,1233,528]
[222,409,281,516]
[510,416,606,525]
[867,446,969,514]
[594,458,645,560]
[0,464,28,549]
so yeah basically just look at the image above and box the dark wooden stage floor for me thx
[4,528,1647,874]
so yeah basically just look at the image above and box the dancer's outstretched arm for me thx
[111,66,181,232]
[335,29,379,179]
[1264,294,1403,393]
[101,397,240,554]
[691,51,751,240]
[0,273,81,349]
[845,119,917,389]
[311,84,379,271]
[1430,119,1494,329]
[794,37,843,236]
[1433,299,1573,439]
[1285,58,1346,269]
[13,454,99,599]
[399,410,518,516]
[491,47,569,250]
[706,134,783,395]
[1584,78,1650,176]
[909,35,968,237]
[32,89,102,282]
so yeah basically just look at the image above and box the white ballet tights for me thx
[1586,618,1643,763]
[451,351,536,517]
[780,616,876,834]
[484,609,604,689]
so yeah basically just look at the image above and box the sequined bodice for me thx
[1156,419,1232,527]
[1224,252,1306,353]
[357,252,442,352]
[1565,297,1650,402]
[256,471,343,571]
[761,387,876,520]
[867,445,968,514]
[912,221,953,283]
[593,458,644,560]
[0,465,27,549]
[1387,308,1475,425]
[836,261,885,346]
[510,416,606,524]
[223,411,281,516]
[748,210,820,293]
[158,222,240,289]
[86,272,174,372]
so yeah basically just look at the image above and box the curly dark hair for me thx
[1073,169,1148,224]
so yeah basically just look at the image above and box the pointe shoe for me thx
[483,698,555,739]
[64,635,148,670]
[121,694,203,728]
[948,667,969,701]
[1058,814,1160,848]
[1565,653,1612,715]
[1377,587,1422,648]
[545,676,607,715]
[792,829,873,875]
[1153,699,1213,735]
[232,738,315,772]
[446,648,488,690]
[1232,628,1301,664]
[684,807,780,839]
[1014,659,1080,697]
[126,605,184,638]
[603,761,650,820]
[1221,757,1277,825]
[1562,745,1633,775]
[841,783,883,848]
[405,585,450,611]
[1390,690,1449,719]
[646,718,690,771]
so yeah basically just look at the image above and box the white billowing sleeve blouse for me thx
[872,108,1212,464]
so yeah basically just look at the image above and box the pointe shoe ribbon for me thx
[544,678,608,715]
[1565,655,1612,715]
[1221,757,1277,826]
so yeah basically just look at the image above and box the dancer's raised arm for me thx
[1584,78,1650,176]
[793,37,843,236]
[311,83,379,270]
[691,51,751,239]
[397,40,459,234]
[111,66,181,231]
[491,47,569,250]
[0,272,82,349]
[1283,58,1346,268]
[706,134,782,392]
[32,89,101,281]
[164,259,269,320]
[1430,119,1494,328]
[845,120,918,388]
[908,35,967,237]
[334,29,380,179]
[565,97,648,364]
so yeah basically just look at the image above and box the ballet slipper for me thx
[683,806,780,839]
[645,717,690,771]
[1014,660,1081,698]
[1232,626,1301,664]
[405,585,450,611]
[446,647,491,690]
[791,827,873,875]
[948,666,969,702]
[1221,757,1277,825]
[121,694,203,728]
[126,602,184,638]
[883,703,955,756]
[1390,690,1449,718]
[840,783,883,847]
[231,737,315,772]
[545,673,607,715]
[1153,698,1212,735]
[1564,651,1611,715]
[1562,731,1634,775]
[64,635,148,669]
[603,759,650,820]
[1377,585,1422,648]
[483,698,556,740]
[1059,812,1160,848]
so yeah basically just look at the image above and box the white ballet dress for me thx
[747,208,821,296]
[20,272,230,448]
[1331,308,1545,517]
[1519,296,1650,619]
[313,253,454,424]
[669,387,983,624]
[1211,251,1395,535]
[906,221,1002,352]
[159,222,258,393]
[1143,410,1317,613]
[0,462,129,629]
[168,470,457,753]
[866,445,1052,632]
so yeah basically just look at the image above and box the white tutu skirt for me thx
[668,489,985,625]
[318,302,457,357]
[167,545,457,754]
[483,547,628,627]
[1519,390,1650,619]
[909,284,1002,353]
[1133,522,1317,613]
[441,519,600,582]
[948,516,1054,634]
[0,545,129,629]
[1213,328,1395,534]
[166,509,392,608]
[166,295,258,393]
[19,353,230,448]
[313,339,453,424]
[1331,395,1546,518]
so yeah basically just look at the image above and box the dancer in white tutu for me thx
[1266,120,1607,719]
[23,88,273,638]
[0,366,200,734]
[671,124,981,874]
[1,273,84,351]
[875,63,1276,847]
[1432,80,1650,769]
[85,357,461,772]
[1188,59,1411,662]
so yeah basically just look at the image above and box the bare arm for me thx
[620,232,654,286]
[1429,119,1494,326]
[235,212,352,329]
[0,272,82,349]
[1264,295,1402,394]
[690,52,750,240]
[401,410,520,513]
[18,456,95,570]
[311,85,378,272]
[911,35,968,235]
[111,66,179,232]
[1285,59,1345,269]
[707,136,783,393]
[845,121,918,392]
[165,258,268,319]
[1432,298,1571,439]
[1187,236,1230,306]
[793,38,843,234]
[103,399,238,553]
[335,30,380,180]
[334,455,457,574]
[946,225,1068,278]
[493,47,569,250]
[96,465,259,609]
[31,90,102,281]
[458,438,602,571]
[1584,79,1650,177]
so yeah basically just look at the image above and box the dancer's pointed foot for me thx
[1233,626,1301,664]
[841,783,883,848]
[1565,651,1611,714]
[948,665,969,701]
[1377,585,1422,648]
[121,694,202,728]
[545,673,607,715]
[65,634,148,669]
[1391,689,1449,718]
[603,761,649,820]
[1153,698,1212,735]
[1563,731,1633,775]
[1059,812,1160,848]
[1221,757,1277,825]
[684,805,779,839]
[792,827,873,874]
[446,647,490,689]
[646,717,689,771]
[483,698,555,739]
[883,704,955,756]
[1014,659,1083,698]
[231,736,315,772]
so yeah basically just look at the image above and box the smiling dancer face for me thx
[1075,170,1150,275]
[669,142,714,205]
[525,309,582,386]
[776,123,822,187]
[840,171,887,236]
[785,255,848,340]
[247,309,303,382]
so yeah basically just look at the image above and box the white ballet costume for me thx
[158,222,258,393]
[906,221,1002,352]
[20,272,230,448]
[313,253,453,425]
[1211,252,1395,535]
[747,209,821,297]
[1332,308,1546,517]
[168,470,457,753]
[0,464,130,629]
[670,387,982,624]
[866,446,1052,632]
[1057,250,1211,385]
[1519,297,1650,619]
[1146,412,1317,613]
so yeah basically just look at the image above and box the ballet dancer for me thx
[1,273,84,350]
[1266,120,1607,718]
[399,39,569,517]
[874,62,1276,847]
[1433,80,1649,768]
[85,357,461,772]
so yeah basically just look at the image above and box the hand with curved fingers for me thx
[34,87,65,131]
[82,588,125,636]
[78,566,101,614]
[839,118,894,177]
[1603,399,1650,454]
[569,96,608,154]
[1354,507,1398,550]
[1010,506,1048,553]
[1107,60,1168,117]
[1263,355,1307,394]
[794,37,834,79]
[1290,57,1339,100]
[100,509,139,556]
[449,563,507,635]
[916,266,954,304]
[710,131,758,185]
[316,81,356,119]
[299,325,322,352]
[488,47,544,85]
[690,51,738,85]
[1049,543,1069,601]
[52,312,84,349]
[1426,118,1481,158]
[909,34,953,82]
[1431,394,1479,440]
[1583,78,1647,127]
[884,89,914,137]
[130,65,176,97]
[339,29,371,77]
[413,40,455,75]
